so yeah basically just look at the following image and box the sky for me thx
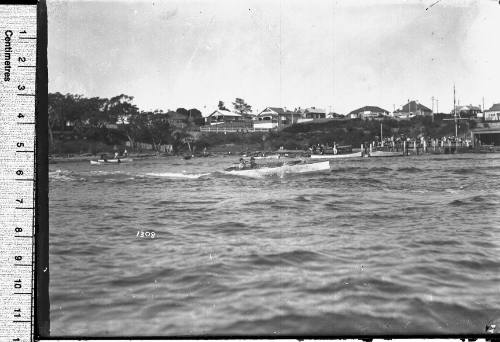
[47,0,500,115]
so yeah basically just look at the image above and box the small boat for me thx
[90,158,133,164]
[368,150,402,157]
[310,152,362,159]
[225,161,330,177]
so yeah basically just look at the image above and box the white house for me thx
[254,107,300,129]
[484,103,500,121]
[349,106,389,119]
[205,109,243,125]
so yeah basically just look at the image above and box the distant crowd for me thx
[307,135,473,155]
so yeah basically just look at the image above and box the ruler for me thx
[0,5,37,342]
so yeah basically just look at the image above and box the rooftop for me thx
[349,106,389,114]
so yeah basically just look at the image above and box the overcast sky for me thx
[48,0,500,115]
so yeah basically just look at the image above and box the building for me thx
[348,106,389,119]
[484,103,500,121]
[454,104,482,118]
[205,109,244,125]
[302,107,326,119]
[166,111,188,128]
[327,112,344,119]
[254,107,300,129]
[395,101,432,117]
[471,122,500,146]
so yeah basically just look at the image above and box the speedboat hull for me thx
[90,158,133,164]
[225,161,330,177]
[310,152,361,159]
[368,151,402,157]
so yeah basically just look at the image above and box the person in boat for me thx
[250,156,257,169]
[123,149,128,157]
[100,154,107,162]
[238,158,246,170]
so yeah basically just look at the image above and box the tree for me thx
[188,108,204,126]
[106,95,139,147]
[218,101,228,111]
[176,108,189,117]
[48,92,67,149]
[105,94,139,124]
[232,98,252,115]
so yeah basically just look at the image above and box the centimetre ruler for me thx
[0,4,37,342]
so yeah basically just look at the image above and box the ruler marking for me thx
[2,5,38,341]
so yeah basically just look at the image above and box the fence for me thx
[200,125,271,133]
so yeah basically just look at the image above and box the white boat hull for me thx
[310,152,361,159]
[90,158,133,164]
[369,151,402,157]
[226,161,330,177]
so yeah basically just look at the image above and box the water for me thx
[49,154,500,336]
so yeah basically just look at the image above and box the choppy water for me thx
[49,154,500,336]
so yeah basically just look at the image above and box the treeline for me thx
[48,92,204,154]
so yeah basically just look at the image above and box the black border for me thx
[31,0,500,340]
[35,0,50,338]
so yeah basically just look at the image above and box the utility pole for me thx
[454,84,457,137]
[436,99,439,114]
[431,96,435,122]
[444,84,467,139]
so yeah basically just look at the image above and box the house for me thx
[454,104,482,118]
[294,107,327,123]
[205,109,244,125]
[166,111,188,128]
[302,107,326,119]
[395,101,432,117]
[484,103,500,121]
[348,106,389,119]
[254,107,300,129]
[327,112,344,119]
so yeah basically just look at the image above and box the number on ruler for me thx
[15,227,23,233]
[16,198,23,203]
[18,85,25,91]
[14,279,22,289]
[18,113,24,118]
[18,56,26,63]
[14,256,22,261]
[14,309,21,318]
[16,170,23,176]
[17,142,24,148]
